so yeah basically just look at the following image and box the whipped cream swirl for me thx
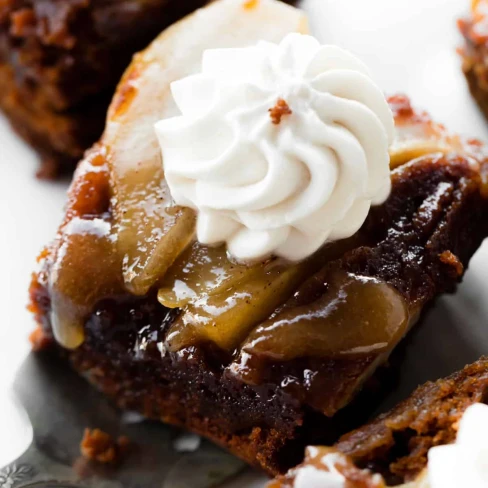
[155,33,394,262]
[428,403,488,488]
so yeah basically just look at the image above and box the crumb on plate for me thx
[80,428,130,464]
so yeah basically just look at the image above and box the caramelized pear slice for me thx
[166,260,311,352]
[104,0,309,295]
[158,243,261,308]
[241,270,409,361]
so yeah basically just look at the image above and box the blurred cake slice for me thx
[270,358,488,487]
[0,0,209,176]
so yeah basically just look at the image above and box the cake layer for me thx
[335,358,488,484]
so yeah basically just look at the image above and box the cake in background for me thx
[459,0,488,121]
[0,0,208,177]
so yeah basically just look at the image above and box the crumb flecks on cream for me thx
[155,33,394,262]
[428,403,488,488]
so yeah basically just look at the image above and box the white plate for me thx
[1,0,488,485]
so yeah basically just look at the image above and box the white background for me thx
[1,0,488,485]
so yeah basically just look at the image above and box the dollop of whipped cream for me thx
[155,33,394,262]
[428,403,488,488]
[291,448,383,488]
[293,452,349,488]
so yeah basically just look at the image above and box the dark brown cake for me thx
[271,359,488,487]
[335,358,488,485]
[28,86,488,475]
[459,0,488,120]
[0,0,208,177]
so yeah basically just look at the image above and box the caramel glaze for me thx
[30,95,488,416]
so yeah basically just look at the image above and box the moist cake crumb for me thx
[80,428,130,464]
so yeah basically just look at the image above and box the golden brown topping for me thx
[439,251,464,277]
[80,428,130,464]
[269,98,292,125]
[240,270,409,362]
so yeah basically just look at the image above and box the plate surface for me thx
[1,0,488,486]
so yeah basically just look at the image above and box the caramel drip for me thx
[49,217,123,349]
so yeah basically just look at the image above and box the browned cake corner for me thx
[270,359,488,487]
[458,0,488,120]
[0,0,208,177]
[334,358,488,484]
[27,90,488,475]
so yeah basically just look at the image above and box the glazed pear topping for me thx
[164,259,308,352]
[160,238,360,352]
[47,150,124,350]
[113,168,196,297]
[241,270,409,361]
[158,243,260,309]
